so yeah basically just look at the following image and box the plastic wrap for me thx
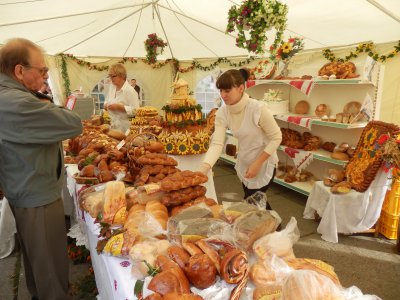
[101,181,127,225]
[232,209,280,251]
[253,216,300,260]
[129,239,171,279]
[126,183,165,205]
[167,204,230,244]
[220,201,259,223]
[78,182,107,218]
[244,191,269,210]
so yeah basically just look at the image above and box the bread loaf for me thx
[107,129,126,140]
[146,200,168,230]
[102,181,127,224]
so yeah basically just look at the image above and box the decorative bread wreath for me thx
[345,120,399,192]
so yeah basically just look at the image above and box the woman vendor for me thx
[199,69,282,207]
[104,63,139,132]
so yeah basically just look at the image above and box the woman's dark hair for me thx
[216,68,249,89]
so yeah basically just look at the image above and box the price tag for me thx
[65,95,77,110]
[125,128,131,136]
[116,139,126,150]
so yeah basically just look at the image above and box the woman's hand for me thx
[244,161,262,179]
[107,103,126,113]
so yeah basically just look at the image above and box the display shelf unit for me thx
[219,153,236,165]
[219,68,381,195]
[277,146,348,166]
[273,177,313,196]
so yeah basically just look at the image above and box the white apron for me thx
[228,99,278,189]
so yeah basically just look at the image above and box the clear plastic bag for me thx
[253,216,300,260]
[220,201,259,223]
[232,209,280,251]
[245,191,269,210]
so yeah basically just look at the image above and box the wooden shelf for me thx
[273,177,313,196]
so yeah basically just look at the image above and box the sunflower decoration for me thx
[202,141,210,152]
[165,142,176,154]
[191,143,202,155]
[363,127,378,148]
[273,37,304,61]
[176,142,189,155]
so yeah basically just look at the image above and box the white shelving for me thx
[218,76,379,195]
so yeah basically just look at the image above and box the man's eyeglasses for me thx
[108,74,118,78]
[23,65,49,76]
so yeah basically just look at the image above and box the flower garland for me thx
[226,0,288,54]
[60,54,71,98]
[322,41,400,63]
[144,33,168,64]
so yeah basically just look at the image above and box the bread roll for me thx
[330,151,349,161]
[163,293,203,300]
[249,261,276,287]
[107,129,126,140]
[167,245,190,269]
[146,200,168,230]
[148,266,190,296]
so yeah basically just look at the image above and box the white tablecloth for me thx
[65,153,218,300]
[303,170,390,243]
[0,198,17,259]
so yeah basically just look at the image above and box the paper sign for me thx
[116,140,126,150]
[65,95,77,110]
[125,128,131,136]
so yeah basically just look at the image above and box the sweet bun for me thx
[314,104,330,117]
[295,100,309,114]
[330,151,349,161]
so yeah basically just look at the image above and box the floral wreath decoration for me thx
[226,0,288,54]
[144,33,168,64]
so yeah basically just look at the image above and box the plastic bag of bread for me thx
[78,183,107,218]
[281,269,344,300]
[102,230,141,257]
[101,181,127,225]
[232,210,281,251]
[253,217,300,260]
[124,201,168,237]
[220,201,259,223]
[126,183,165,206]
[129,239,171,279]
[168,215,229,244]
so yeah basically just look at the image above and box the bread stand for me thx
[64,153,217,300]
[303,169,390,243]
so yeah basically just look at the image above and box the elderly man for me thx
[0,38,82,300]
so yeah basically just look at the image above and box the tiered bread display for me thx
[130,106,162,136]
[158,79,211,155]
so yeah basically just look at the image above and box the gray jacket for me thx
[0,73,83,208]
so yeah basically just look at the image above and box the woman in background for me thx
[104,63,139,132]
[199,69,282,206]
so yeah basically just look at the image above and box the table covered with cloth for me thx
[303,169,390,243]
[65,153,218,300]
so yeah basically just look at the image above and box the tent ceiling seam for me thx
[58,3,152,54]
[155,3,175,58]
[123,0,145,57]
[157,3,237,39]
[366,0,400,23]
[165,0,219,57]
[0,2,151,27]
[35,20,96,43]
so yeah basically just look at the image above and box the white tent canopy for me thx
[1,0,400,60]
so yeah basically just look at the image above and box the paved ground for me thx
[1,161,399,299]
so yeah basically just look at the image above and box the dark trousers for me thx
[242,168,276,210]
[10,198,71,300]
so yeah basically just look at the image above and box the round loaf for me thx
[330,151,349,161]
